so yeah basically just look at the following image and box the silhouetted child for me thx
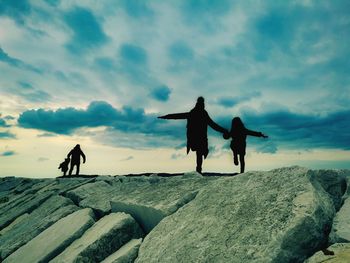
[58,158,70,176]
[227,117,267,173]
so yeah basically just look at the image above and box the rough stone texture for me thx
[0,195,79,259]
[0,213,29,236]
[65,180,114,216]
[0,168,348,263]
[51,212,143,263]
[0,177,95,230]
[309,169,348,210]
[3,208,95,263]
[0,191,54,230]
[329,196,350,243]
[67,175,216,223]
[136,167,342,263]
[305,243,350,263]
[101,238,142,263]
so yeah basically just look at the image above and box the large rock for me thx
[3,208,95,263]
[305,243,350,263]
[308,169,348,210]
[0,195,79,259]
[0,191,53,230]
[136,167,342,263]
[65,180,115,216]
[51,212,143,263]
[67,175,216,228]
[329,196,350,243]
[101,238,142,263]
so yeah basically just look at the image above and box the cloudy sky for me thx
[0,0,349,178]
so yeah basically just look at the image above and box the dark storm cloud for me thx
[17,100,350,152]
[18,101,184,139]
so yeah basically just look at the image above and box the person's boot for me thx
[196,166,202,174]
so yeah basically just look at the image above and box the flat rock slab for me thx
[0,195,79,259]
[136,167,342,263]
[305,243,350,263]
[3,208,95,263]
[0,177,95,230]
[0,191,53,230]
[51,212,144,263]
[101,238,142,263]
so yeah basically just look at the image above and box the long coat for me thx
[161,107,226,158]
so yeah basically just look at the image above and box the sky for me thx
[0,0,349,178]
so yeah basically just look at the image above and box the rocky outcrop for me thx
[0,195,78,259]
[101,239,143,263]
[0,167,348,263]
[135,167,346,263]
[51,213,143,263]
[329,197,350,243]
[305,243,350,263]
[3,208,95,263]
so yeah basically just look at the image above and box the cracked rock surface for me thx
[0,167,348,263]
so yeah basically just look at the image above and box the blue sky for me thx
[0,0,349,177]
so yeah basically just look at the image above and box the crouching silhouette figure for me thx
[58,158,70,176]
[158,97,228,173]
[227,117,267,173]
[67,144,86,176]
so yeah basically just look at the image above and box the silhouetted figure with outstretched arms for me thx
[58,157,70,176]
[67,144,86,176]
[158,97,229,173]
[226,117,267,173]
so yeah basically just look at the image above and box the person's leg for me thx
[239,155,245,173]
[233,152,238,166]
[68,163,73,176]
[63,170,66,176]
[76,163,80,176]
[196,151,203,173]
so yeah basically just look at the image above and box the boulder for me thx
[101,238,143,263]
[0,195,78,259]
[305,243,350,263]
[329,196,350,243]
[136,167,340,263]
[67,176,215,228]
[3,208,95,263]
[308,169,347,210]
[65,180,115,216]
[51,212,143,263]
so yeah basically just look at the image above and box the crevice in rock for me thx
[110,191,199,234]
[303,173,349,262]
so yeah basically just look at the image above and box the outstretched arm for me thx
[207,116,228,134]
[246,129,268,138]
[67,150,72,158]
[158,112,189,120]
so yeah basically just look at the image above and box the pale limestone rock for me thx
[0,195,78,259]
[3,208,95,263]
[136,167,340,263]
[305,243,350,263]
[101,238,142,263]
[51,213,143,263]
